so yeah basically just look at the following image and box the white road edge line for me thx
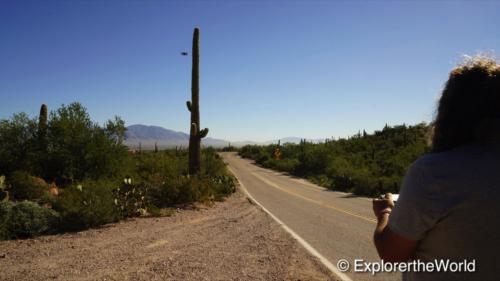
[227,166,353,281]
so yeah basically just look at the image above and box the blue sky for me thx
[1,1,499,142]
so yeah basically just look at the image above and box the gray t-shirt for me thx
[388,143,500,281]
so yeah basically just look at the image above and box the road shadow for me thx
[339,193,367,199]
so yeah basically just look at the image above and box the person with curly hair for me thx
[373,56,500,281]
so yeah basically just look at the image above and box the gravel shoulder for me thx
[0,189,336,281]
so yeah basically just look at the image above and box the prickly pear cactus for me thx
[113,178,148,218]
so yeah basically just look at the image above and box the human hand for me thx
[372,193,395,220]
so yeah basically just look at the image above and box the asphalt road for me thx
[221,152,401,281]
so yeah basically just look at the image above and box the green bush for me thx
[54,180,119,231]
[133,151,187,185]
[201,148,226,176]
[210,175,236,201]
[8,171,47,201]
[151,173,236,207]
[5,201,59,239]
[46,103,128,183]
[0,113,38,176]
[147,176,177,208]
[179,176,205,203]
[308,174,333,188]
[0,103,128,185]
[152,176,198,206]
[263,158,300,174]
[0,201,13,240]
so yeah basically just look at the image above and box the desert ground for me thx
[0,189,335,281]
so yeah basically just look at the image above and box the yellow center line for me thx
[251,171,377,224]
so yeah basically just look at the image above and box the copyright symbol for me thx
[337,259,350,272]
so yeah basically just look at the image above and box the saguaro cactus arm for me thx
[199,128,209,138]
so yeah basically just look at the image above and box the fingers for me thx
[372,194,395,214]
[385,193,392,200]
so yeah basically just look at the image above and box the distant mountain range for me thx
[124,124,228,149]
[124,124,324,149]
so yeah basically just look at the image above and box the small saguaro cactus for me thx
[186,27,209,174]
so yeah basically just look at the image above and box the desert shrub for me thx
[152,176,198,206]
[5,201,59,239]
[349,169,378,196]
[308,174,333,188]
[376,175,401,195]
[239,145,263,159]
[176,175,236,204]
[179,176,207,203]
[0,104,128,185]
[149,179,179,208]
[38,191,58,208]
[133,151,187,185]
[256,153,271,165]
[201,148,226,177]
[54,180,119,231]
[0,113,38,176]
[151,173,236,207]
[8,171,47,201]
[0,201,13,240]
[263,158,300,174]
[46,103,128,183]
[210,175,236,201]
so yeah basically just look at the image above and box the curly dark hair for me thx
[432,57,500,152]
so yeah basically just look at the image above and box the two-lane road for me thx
[221,152,400,281]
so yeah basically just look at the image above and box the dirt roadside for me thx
[0,189,337,281]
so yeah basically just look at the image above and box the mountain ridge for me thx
[124,124,228,149]
[124,124,324,149]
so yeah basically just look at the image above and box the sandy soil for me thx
[0,189,336,281]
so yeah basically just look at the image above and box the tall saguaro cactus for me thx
[38,104,48,144]
[187,27,209,174]
[37,104,49,179]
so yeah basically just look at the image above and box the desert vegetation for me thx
[239,123,430,197]
[0,103,235,240]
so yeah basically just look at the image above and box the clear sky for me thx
[1,1,499,142]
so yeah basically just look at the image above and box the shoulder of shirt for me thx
[410,144,485,172]
[411,151,448,169]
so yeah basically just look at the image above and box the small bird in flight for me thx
[181,52,188,56]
